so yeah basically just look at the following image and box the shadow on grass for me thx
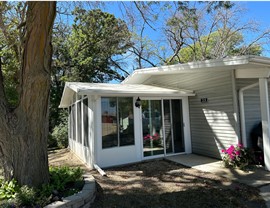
[93,186,264,208]
[91,160,266,208]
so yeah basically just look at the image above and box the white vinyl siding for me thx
[143,70,236,159]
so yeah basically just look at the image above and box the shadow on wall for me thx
[201,108,238,158]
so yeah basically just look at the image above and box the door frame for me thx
[137,96,192,161]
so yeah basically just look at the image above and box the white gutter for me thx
[239,82,259,147]
[231,71,240,144]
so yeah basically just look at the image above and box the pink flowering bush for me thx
[221,144,254,170]
[143,133,161,146]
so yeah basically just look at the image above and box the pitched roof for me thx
[59,82,194,108]
[122,55,270,84]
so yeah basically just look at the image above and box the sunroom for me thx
[59,82,195,168]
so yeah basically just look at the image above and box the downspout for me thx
[239,82,259,147]
[231,70,240,144]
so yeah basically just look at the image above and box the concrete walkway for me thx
[166,154,270,207]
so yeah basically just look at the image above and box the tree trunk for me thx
[0,2,56,187]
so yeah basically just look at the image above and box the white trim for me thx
[259,78,270,171]
[123,56,270,84]
[235,68,270,79]
[89,96,96,166]
[170,100,175,153]
[81,99,84,147]
[134,97,143,161]
[183,97,192,153]
[142,154,165,161]
[75,94,78,144]
[161,100,166,156]
[60,83,195,108]
[231,70,240,144]
[95,97,102,165]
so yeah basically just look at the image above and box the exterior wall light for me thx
[135,97,141,108]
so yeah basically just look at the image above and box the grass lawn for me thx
[90,160,266,208]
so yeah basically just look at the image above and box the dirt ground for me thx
[48,148,88,171]
[49,149,266,208]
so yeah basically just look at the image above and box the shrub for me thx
[0,178,19,200]
[0,166,84,207]
[51,121,68,148]
[221,144,254,170]
[15,185,36,206]
[42,166,84,198]
[48,133,58,148]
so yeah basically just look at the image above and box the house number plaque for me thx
[201,98,208,103]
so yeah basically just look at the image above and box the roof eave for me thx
[122,56,269,84]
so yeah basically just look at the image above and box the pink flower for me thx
[226,145,235,155]
[229,154,235,160]
[221,149,226,153]
[144,134,151,140]
[238,143,243,148]
[235,151,241,156]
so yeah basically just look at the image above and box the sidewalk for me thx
[166,154,270,207]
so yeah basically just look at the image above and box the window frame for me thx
[101,97,135,149]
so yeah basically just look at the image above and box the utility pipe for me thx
[239,82,259,147]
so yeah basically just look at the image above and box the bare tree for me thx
[165,2,270,64]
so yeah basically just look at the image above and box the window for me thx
[101,97,134,148]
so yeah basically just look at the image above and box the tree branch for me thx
[133,1,156,31]
[109,57,130,76]
[129,47,157,67]
[0,55,7,110]
[0,3,20,62]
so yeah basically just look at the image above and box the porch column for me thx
[259,78,270,171]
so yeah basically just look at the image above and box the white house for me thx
[59,56,270,170]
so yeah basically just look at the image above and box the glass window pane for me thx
[164,100,173,154]
[142,100,164,157]
[83,98,89,147]
[101,98,118,148]
[118,97,134,146]
[172,99,185,153]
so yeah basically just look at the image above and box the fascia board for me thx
[123,56,252,84]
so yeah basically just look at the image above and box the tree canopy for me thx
[168,29,262,64]
[164,2,268,64]
[68,8,132,82]
[50,8,133,131]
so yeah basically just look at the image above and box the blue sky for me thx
[244,1,270,26]
[59,1,270,78]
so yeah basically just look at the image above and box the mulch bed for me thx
[90,159,266,208]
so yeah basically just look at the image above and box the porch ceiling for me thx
[59,82,195,108]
